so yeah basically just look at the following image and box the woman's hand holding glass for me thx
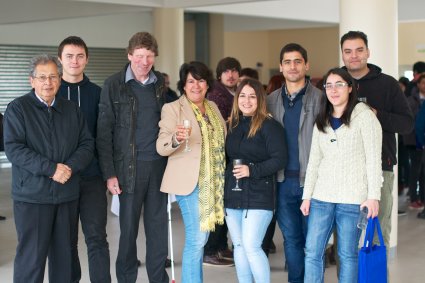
[174,125,187,143]
[174,121,192,152]
[232,164,250,178]
[232,162,250,191]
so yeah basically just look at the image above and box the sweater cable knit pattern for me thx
[302,103,383,204]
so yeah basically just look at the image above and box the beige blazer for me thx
[157,95,226,195]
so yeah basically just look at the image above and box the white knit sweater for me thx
[303,103,383,204]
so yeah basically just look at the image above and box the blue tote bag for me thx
[358,217,387,283]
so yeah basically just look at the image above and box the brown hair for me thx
[127,32,158,56]
[58,36,88,58]
[229,78,270,138]
[266,74,285,94]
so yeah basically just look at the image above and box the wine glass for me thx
[183,119,192,152]
[232,159,243,191]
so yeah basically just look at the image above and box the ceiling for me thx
[1,0,424,31]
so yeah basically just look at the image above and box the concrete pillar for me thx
[339,0,399,259]
[209,14,224,72]
[153,8,184,92]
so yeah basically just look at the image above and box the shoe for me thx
[218,248,234,260]
[269,240,276,254]
[409,201,424,210]
[165,258,172,268]
[326,244,336,265]
[203,254,234,267]
[398,210,407,216]
[418,210,425,219]
[0,216,6,221]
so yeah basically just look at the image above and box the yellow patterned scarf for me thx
[190,100,225,231]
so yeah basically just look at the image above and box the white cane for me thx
[167,194,176,283]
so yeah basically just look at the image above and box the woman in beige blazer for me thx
[157,61,226,283]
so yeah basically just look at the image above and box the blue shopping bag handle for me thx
[362,217,385,249]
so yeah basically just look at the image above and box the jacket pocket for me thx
[249,176,274,205]
[113,101,131,128]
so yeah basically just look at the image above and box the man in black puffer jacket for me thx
[4,54,93,283]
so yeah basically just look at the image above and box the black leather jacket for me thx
[97,64,165,193]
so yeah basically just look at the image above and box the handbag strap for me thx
[362,217,385,248]
[374,217,385,246]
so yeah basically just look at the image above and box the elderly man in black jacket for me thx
[3,54,94,283]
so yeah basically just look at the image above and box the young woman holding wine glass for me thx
[156,61,226,283]
[224,78,287,283]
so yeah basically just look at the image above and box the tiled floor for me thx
[1,167,424,282]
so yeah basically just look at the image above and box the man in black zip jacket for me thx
[57,36,111,283]
[340,31,414,259]
[4,54,94,283]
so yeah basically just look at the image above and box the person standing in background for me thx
[162,72,179,103]
[204,57,242,266]
[57,36,111,283]
[0,112,6,221]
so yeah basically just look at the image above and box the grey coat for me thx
[266,81,322,185]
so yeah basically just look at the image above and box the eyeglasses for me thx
[33,75,60,83]
[323,82,350,90]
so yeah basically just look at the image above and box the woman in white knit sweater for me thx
[300,68,382,283]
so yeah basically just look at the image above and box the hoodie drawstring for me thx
[67,86,81,107]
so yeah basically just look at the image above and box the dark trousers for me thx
[13,199,78,283]
[408,147,425,202]
[398,140,410,189]
[72,175,111,283]
[204,221,229,255]
[116,158,169,283]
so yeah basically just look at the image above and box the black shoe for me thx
[165,258,172,268]
[269,240,276,254]
[417,210,425,219]
[398,210,407,216]
[0,216,6,221]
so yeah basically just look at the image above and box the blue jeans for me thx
[226,209,273,283]
[176,187,209,283]
[304,199,361,283]
[276,178,307,283]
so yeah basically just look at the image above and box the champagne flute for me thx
[232,159,243,191]
[183,119,192,152]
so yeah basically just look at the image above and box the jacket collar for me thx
[29,90,63,113]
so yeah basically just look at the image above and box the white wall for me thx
[0,11,153,48]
